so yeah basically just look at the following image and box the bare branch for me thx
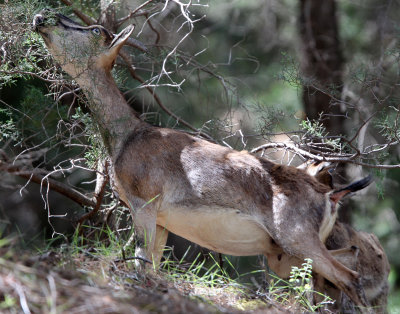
[143,13,161,45]
[251,142,400,169]
[0,70,62,84]
[0,159,96,208]
[124,38,148,52]
[60,0,96,25]
[118,51,214,141]
[76,161,109,225]
[116,0,156,28]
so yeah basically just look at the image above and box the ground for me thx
[0,241,293,314]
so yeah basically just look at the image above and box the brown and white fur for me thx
[33,11,373,311]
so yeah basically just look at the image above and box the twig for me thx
[14,282,31,314]
[60,0,96,25]
[143,12,161,45]
[0,70,62,84]
[116,0,156,28]
[118,51,214,141]
[76,163,109,225]
[1,160,96,207]
[251,142,400,169]
[114,256,152,264]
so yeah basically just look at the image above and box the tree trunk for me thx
[299,0,351,223]
[299,0,344,136]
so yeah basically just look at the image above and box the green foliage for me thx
[268,258,333,312]
[388,288,400,314]
[300,119,326,139]
[0,108,19,142]
[72,107,106,169]
[0,0,51,85]
[276,52,303,88]
[0,294,17,311]
[253,104,288,138]
[288,258,314,301]
[3,84,67,149]
[56,222,135,261]
[162,249,245,288]
[376,107,400,143]
[300,118,342,149]
[373,168,386,200]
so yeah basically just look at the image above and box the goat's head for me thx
[32,10,141,78]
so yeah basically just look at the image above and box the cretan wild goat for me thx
[33,10,373,311]
[267,162,389,313]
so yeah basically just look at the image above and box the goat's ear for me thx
[316,169,333,189]
[298,161,334,188]
[108,24,135,56]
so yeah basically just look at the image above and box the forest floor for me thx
[0,239,294,314]
[2,233,398,313]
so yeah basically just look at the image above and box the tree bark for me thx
[299,0,345,136]
[299,0,351,223]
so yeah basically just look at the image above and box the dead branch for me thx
[143,13,161,45]
[116,0,157,28]
[251,142,400,169]
[76,161,109,225]
[0,70,62,84]
[60,0,96,25]
[118,50,214,141]
[0,160,96,207]
[114,255,152,264]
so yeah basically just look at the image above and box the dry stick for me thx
[114,255,152,264]
[116,0,156,28]
[118,51,214,141]
[76,169,109,226]
[0,70,62,84]
[60,0,96,25]
[251,142,349,161]
[1,163,96,207]
[143,12,161,45]
[251,142,400,169]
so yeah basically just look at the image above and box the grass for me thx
[388,290,400,314]
[160,249,266,311]
[0,225,396,313]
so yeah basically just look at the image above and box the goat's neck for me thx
[76,69,141,158]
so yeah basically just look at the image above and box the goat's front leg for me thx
[152,225,169,268]
[128,200,159,272]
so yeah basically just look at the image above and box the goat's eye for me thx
[92,28,101,35]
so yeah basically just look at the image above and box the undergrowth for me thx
[0,226,335,313]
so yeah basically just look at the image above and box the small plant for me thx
[0,108,19,142]
[268,258,334,312]
[288,258,314,308]
[300,118,342,150]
